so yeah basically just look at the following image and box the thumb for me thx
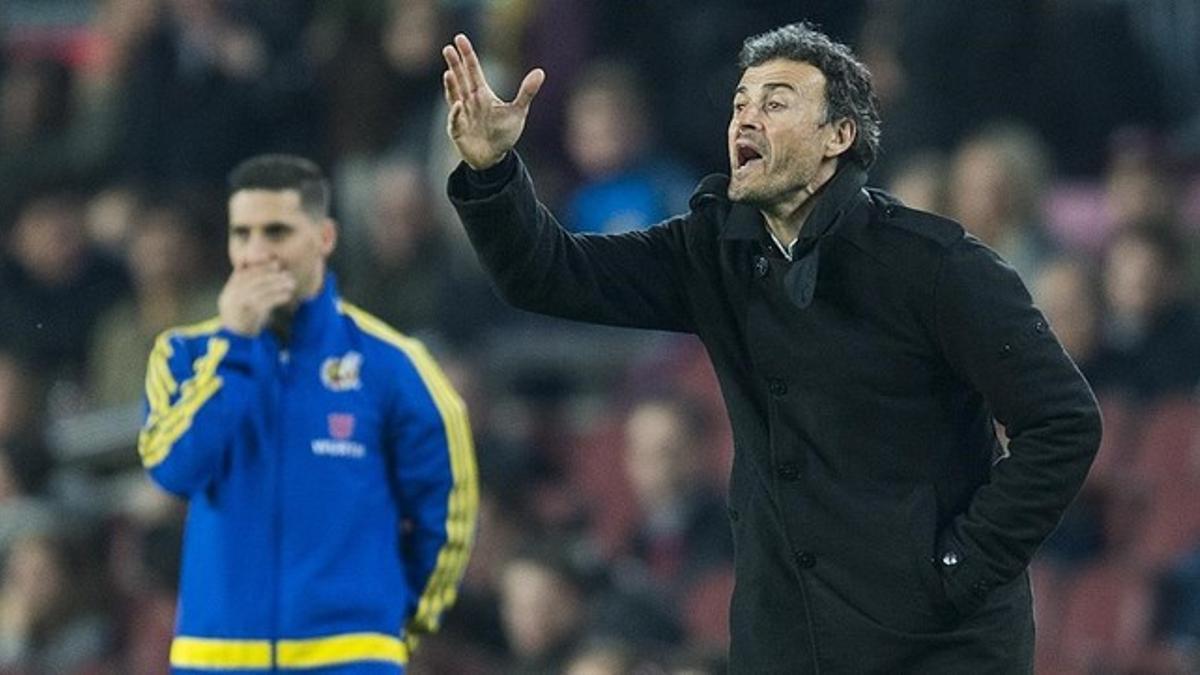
[512,68,545,112]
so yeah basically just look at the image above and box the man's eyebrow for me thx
[228,221,294,231]
[734,82,799,96]
[763,82,798,94]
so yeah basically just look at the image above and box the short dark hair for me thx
[738,22,882,169]
[227,154,330,218]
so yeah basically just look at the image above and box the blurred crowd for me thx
[0,0,1199,673]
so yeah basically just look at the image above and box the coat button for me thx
[940,551,960,567]
[794,551,816,569]
[776,462,800,481]
[753,255,769,278]
[767,378,788,396]
[727,507,740,522]
[1035,320,1047,333]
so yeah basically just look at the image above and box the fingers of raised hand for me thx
[453,34,487,93]
[443,69,459,106]
[442,44,465,89]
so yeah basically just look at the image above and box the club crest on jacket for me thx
[321,351,362,391]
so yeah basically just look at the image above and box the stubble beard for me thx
[729,156,821,213]
[728,170,769,205]
[724,181,772,207]
[728,169,790,210]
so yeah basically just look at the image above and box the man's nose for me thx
[239,236,275,267]
[734,105,762,128]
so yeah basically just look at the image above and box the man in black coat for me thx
[441,23,1101,674]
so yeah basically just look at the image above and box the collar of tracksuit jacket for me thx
[697,163,869,310]
[272,272,339,349]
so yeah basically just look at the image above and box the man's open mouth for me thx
[736,144,764,170]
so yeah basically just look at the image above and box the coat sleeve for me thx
[447,153,697,333]
[137,328,262,497]
[933,237,1102,616]
[386,338,478,642]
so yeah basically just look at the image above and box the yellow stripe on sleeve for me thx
[138,334,230,469]
[146,336,179,416]
[338,302,479,636]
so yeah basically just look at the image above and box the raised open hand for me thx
[442,34,545,170]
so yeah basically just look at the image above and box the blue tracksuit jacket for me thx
[137,277,477,674]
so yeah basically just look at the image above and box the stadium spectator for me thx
[562,60,694,234]
[119,0,286,190]
[1032,257,1116,392]
[314,0,446,166]
[562,639,637,675]
[885,150,947,215]
[0,192,130,392]
[947,121,1057,283]
[1104,130,1180,234]
[0,528,110,674]
[498,543,591,674]
[88,200,219,408]
[341,159,456,339]
[0,56,117,217]
[617,395,732,592]
[1099,224,1200,399]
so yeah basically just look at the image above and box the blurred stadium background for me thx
[1,1,1199,673]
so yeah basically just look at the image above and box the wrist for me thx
[219,310,265,337]
[220,323,260,337]
[466,150,508,172]
[464,152,517,193]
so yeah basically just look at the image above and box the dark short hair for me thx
[738,22,882,169]
[227,154,330,218]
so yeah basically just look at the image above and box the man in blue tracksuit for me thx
[138,154,477,674]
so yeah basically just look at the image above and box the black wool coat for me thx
[448,154,1101,674]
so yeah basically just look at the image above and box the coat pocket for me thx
[907,484,953,614]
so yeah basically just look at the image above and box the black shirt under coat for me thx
[447,153,1101,674]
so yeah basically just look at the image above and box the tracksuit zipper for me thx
[271,346,290,671]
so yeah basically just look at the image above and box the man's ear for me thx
[321,218,338,256]
[824,118,856,159]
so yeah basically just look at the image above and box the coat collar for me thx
[697,165,870,310]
